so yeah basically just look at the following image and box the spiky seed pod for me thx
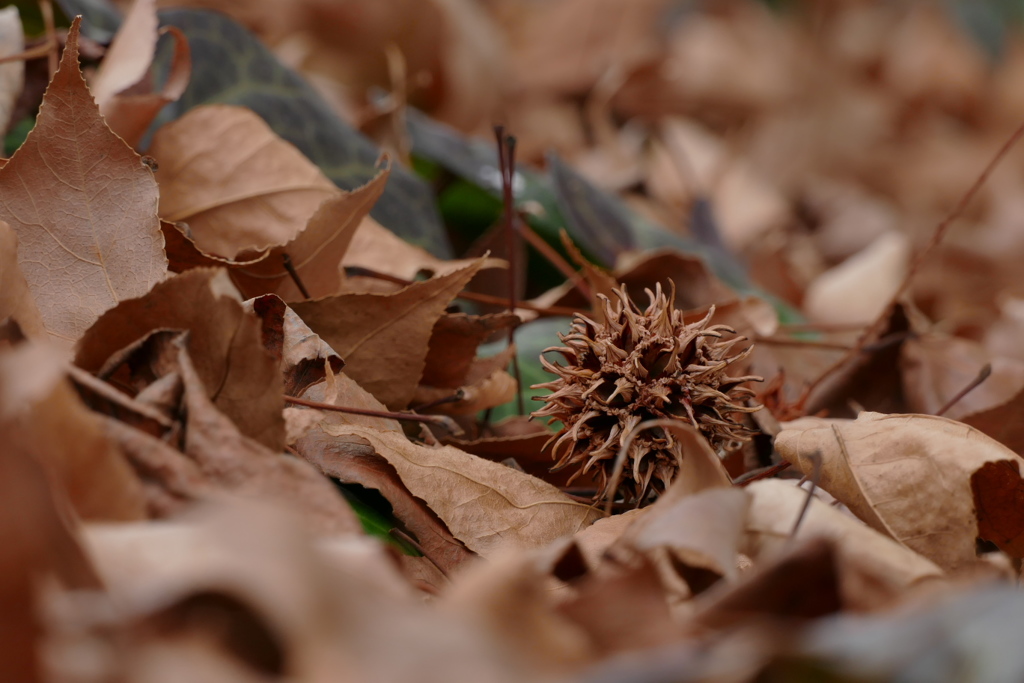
[532,284,762,505]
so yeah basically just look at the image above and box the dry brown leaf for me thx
[168,333,359,536]
[91,0,192,147]
[421,311,519,389]
[571,508,645,570]
[614,248,736,312]
[691,536,844,628]
[0,436,101,683]
[962,386,1024,461]
[150,104,338,260]
[503,0,668,96]
[558,557,684,655]
[245,295,345,398]
[776,412,1024,570]
[91,0,159,106]
[440,550,592,671]
[83,497,547,682]
[291,259,485,409]
[0,341,147,521]
[167,166,391,302]
[341,215,502,282]
[233,166,389,301]
[98,414,206,517]
[445,416,567,481]
[0,221,45,338]
[0,18,167,346]
[319,425,602,557]
[901,333,1024,420]
[413,365,518,416]
[75,269,285,451]
[616,487,749,589]
[647,118,790,251]
[295,427,474,576]
[744,479,943,609]
[804,231,910,325]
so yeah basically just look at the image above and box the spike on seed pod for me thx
[531,284,762,505]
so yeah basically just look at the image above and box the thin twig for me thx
[517,217,593,302]
[0,41,57,65]
[936,363,992,417]
[789,449,822,539]
[282,253,311,299]
[283,395,461,435]
[734,460,791,486]
[39,0,57,77]
[801,120,1024,413]
[343,266,581,317]
[495,128,525,415]
[388,528,449,579]
[754,336,855,351]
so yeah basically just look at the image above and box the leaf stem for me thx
[282,253,311,299]
[283,395,461,435]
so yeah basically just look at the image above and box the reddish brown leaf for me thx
[0,221,45,338]
[291,259,485,409]
[169,332,360,536]
[1,341,147,521]
[75,269,285,451]
[0,18,166,346]
[971,459,1024,558]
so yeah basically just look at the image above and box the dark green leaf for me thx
[52,0,120,42]
[548,152,636,267]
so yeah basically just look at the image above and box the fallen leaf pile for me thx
[7,1,1024,681]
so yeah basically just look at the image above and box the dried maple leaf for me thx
[296,428,474,577]
[0,222,45,338]
[291,259,485,410]
[0,18,167,347]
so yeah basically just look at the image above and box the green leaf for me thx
[336,484,420,556]
[148,9,452,258]
[480,316,572,426]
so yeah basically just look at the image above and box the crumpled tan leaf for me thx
[169,332,359,536]
[151,104,339,260]
[0,18,167,347]
[80,497,550,683]
[317,424,602,557]
[295,427,473,578]
[743,479,943,609]
[775,412,1024,570]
